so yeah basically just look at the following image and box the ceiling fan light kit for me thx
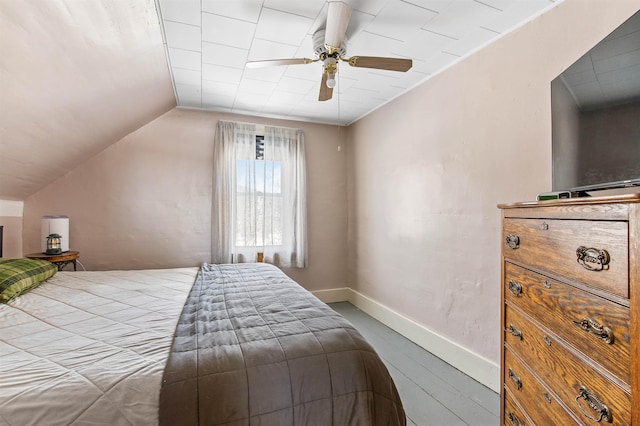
[245,1,413,101]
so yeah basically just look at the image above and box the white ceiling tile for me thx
[158,0,201,26]
[263,0,326,19]
[255,8,314,46]
[172,68,201,86]
[202,92,236,109]
[284,61,324,81]
[366,0,438,41]
[202,63,243,84]
[347,31,405,57]
[201,0,263,23]
[346,0,390,16]
[333,75,359,92]
[389,69,430,89]
[472,0,512,11]
[294,34,316,58]
[248,39,300,62]
[238,78,278,96]
[202,42,248,69]
[163,21,201,51]
[410,51,459,74]
[351,70,401,90]
[175,84,202,106]
[202,80,239,96]
[268,91,305,106]
[422,0,502,39]
[168,48,201,71]
[444,27,498,57]
[337,86,378,102]
[344,10,377,42]
[234,91,271,110]
[275,76,317,95]
[201,13,256,48]
[243,66,288,83]
[402,0,453,13]
[483,0,554,33]
[394,28,455,60]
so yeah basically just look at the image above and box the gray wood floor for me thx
[329,302,499,426]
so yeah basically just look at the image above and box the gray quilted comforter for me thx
[159,263,406,425]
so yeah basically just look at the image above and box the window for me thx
[235,136,283,247]
[212,121,307,268]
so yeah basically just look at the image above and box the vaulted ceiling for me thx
[0,0,565,201]
[0,0,175,201]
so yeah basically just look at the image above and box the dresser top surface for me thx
[498,193,640,209]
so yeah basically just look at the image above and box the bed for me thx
[0,262,405,425]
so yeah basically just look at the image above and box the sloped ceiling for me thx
[0,0,175,201]
[157,0,560,125]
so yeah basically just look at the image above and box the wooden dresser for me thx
[498,194,639,425]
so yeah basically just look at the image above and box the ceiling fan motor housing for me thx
[313,29,346,59]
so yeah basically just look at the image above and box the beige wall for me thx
[0,200,24,258]
[23,108,347,291]
[346,0,639,364]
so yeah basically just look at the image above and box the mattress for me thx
[0,268,198,426]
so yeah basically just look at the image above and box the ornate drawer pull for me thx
[543,335,552,346]
[540,222,549,230]
[573,317,614,344]
[576,386,611,423]
[508,280,522,296]
[508,368,522,390]
[506,234,520,249]
[543,392,552,404]
[507,324,523,340]
[507,412,521,426]
[576,246,610,271]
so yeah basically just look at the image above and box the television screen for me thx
[551,10,640,193]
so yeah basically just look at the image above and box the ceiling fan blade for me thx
[246,58,314,68]
[324,1,351,51]
[319,72,333,101]
[347,56,413,72]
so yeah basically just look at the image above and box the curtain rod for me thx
[217,120,302,134]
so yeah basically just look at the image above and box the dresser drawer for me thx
[504,389,531,426]
[505,306,631,425]
[504,349,577,425]
[504,262,631,384]
[502,218,628,297]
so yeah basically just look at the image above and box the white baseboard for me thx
[311,287,351,303]
[312,287,500,393]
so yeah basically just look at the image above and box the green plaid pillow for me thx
[0,258,57,303]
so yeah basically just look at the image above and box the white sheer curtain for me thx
[211,121,307,268]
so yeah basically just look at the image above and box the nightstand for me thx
[25,251,80,271]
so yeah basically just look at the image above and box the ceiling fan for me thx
[245,1,413,101]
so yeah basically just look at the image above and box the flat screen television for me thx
[551,10,640,194]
